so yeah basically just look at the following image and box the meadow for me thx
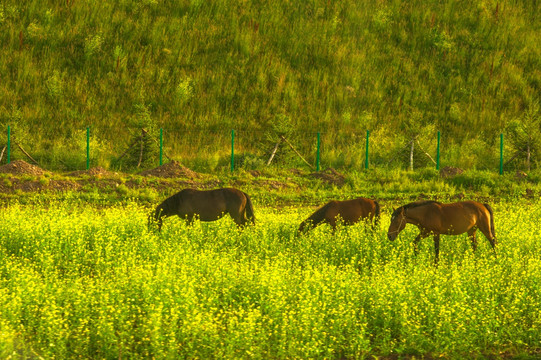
[0,200,540,359]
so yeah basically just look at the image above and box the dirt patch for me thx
[140,161,201,179]
[439,166,464,179]
[259,179,292,190]
[234,178,292,191]
[309,168,346,186]
[67,166,115,178]
[0,160,48,177]
[288,168,304,176]
[6,179,81,193]
[515,170,527,180]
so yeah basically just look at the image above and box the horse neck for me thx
[403,205,427,226]
[311,203,332,224]
[303,214,320,228]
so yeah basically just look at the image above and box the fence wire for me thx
[0,126,530,174]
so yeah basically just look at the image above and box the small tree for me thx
[506,100,541,171]
[400,109,428,171]
[121,103,159,169]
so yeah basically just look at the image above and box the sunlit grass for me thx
[0,201,540,358]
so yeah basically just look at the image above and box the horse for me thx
[387,200,496,261]
[149,188,255,231]
[297,197,380,235]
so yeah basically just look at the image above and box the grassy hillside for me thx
[0,0,540,171]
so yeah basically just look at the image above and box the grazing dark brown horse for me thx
[150,188,255,231]
[297,198,380,234]
[387,200,496,261]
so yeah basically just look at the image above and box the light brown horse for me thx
[387,200,496,261]
[150,188,255,231]
[297,197,380,234]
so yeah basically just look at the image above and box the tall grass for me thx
[0,201,540,358]
[0,0,540,171]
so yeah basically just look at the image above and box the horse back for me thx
[194,188,245,220]
[433,201,491,234]
[327,198,378,224]
[163,188,231,221]
[351,197,379,220]
[221,187,248,207]
[456,201,491,219]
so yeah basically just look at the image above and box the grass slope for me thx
[0,0,540,170]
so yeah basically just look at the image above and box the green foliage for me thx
[115,104,160,170]
[506,100,541,170]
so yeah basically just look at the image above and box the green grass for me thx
[0,167,540,208]
[0,200,540,358]
[0,0,540,171]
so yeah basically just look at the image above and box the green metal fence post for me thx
[159,128,163,166]
[499,133,504,175]
[86,126,90,170]
[7,125,10,164]
[365,130,370,169]
[231,129,235,172]
[436,131,440,170]
[316,132,320,172]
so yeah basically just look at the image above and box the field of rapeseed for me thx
[0,200,540,359]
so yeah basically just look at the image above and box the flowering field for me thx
[0,201,540,359]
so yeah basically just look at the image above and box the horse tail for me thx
[373,200,381,228]
[483,203,496,241]
[242,192,256,225]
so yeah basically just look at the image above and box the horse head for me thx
[387,207,406,241]
[148,207,164,232]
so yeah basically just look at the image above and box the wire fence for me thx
[0,125,530,175]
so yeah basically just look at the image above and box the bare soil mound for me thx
[68,166,114,178]
[0,160,47,176]
[515,170,527,180]
[16,180,81,193]
[140,161,200,179]
[439,166,464,179]
[309,168,346,186]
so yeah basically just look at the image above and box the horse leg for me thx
[433,234,440,263]
[328,218,337,233]
[413,231,429,255]
[234,213,247,228]
[228,210,248,228]
[467,228,478,251]
[412,234,422,255]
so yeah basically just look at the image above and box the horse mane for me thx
[155,190,186,217]
[307,201,334,223]
[392,200,441,216]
